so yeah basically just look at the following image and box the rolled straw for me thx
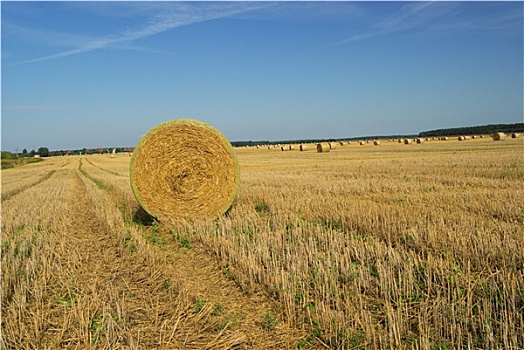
[130,119,239,221]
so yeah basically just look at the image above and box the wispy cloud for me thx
[322,1,522,48]
[6,2,269,66]
[323,2,436,48]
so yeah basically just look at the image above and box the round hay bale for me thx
[373,140,380,145]
[316,143,330,153]
[492,132,506,141]
[416,138,424,144]
[403,138,412,144]
[300,144,308,151]
[329,142,336,149]
[458,136,465,141]
[511,133,520,138]
[129,119,239,221]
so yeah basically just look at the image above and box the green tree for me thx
[38,147,49,157]
[1,151,14,159]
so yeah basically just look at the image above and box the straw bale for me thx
[403,138,412,144]
[129,119,240,221]
[492,132,506,141]
[316,143,330,153]
[300,144,308,151]
[373,140,380,145]
[416,138,424,144]
[329,142,336,149]
[511,133,520,138]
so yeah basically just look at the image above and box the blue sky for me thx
[1,1,522,152]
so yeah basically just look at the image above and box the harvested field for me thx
[2,137,523,349]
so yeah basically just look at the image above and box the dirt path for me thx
[54,161,308,349]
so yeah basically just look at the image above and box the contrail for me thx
[9,2,269,66]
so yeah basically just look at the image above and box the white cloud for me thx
[7,2,269,66]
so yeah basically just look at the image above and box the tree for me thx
[38,147,49,157]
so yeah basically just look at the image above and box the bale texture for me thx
[130,119,239,221]
[492,132,506,141]
[316,143,330,153]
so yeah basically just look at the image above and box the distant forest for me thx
[418,123,524,138]
[232,123,523,147]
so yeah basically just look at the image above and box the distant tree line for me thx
[418,123,524,138]
[2,147,134,159]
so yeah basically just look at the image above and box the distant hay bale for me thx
[511,133,520,138]
[300,144,308,151]
[338,141,345,146]
[281,146,286,151]
[129,119,240,221]
[492,132,506,141]
[329,142,336,149]
[316,143,330,153]
[359,141,365,145]
[458,136,466,141]
[398,139,403,143]
[403,138,412,144]
[416,138,424,144]
[373,140,380,145]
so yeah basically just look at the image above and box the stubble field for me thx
[1,137,523,349]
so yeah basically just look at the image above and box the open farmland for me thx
[2,137,523,349]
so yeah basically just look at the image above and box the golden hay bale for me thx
[129,119,240,221]
[316,143,330,153]
[492,132,506,141]
[300,144,308,151]
[416,138,424,144]
[359,141,365,145]
[329,142,336,149]
[403,138,412,144]
[458,136,466,141]
[511,133,520,138]
[373,140,380,145]
[338,141,345,146]
[281,146,286,151]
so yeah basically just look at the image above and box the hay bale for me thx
[511,133,520,138]
[403,138,412,144]
[129,119,240,221]
[316,143,330,153]
[373,140,380,145]
[416,138,424,144]
[458,136,466,141]
[300,144,308,151]
[492,132,506,141]
[329,142,336,149]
